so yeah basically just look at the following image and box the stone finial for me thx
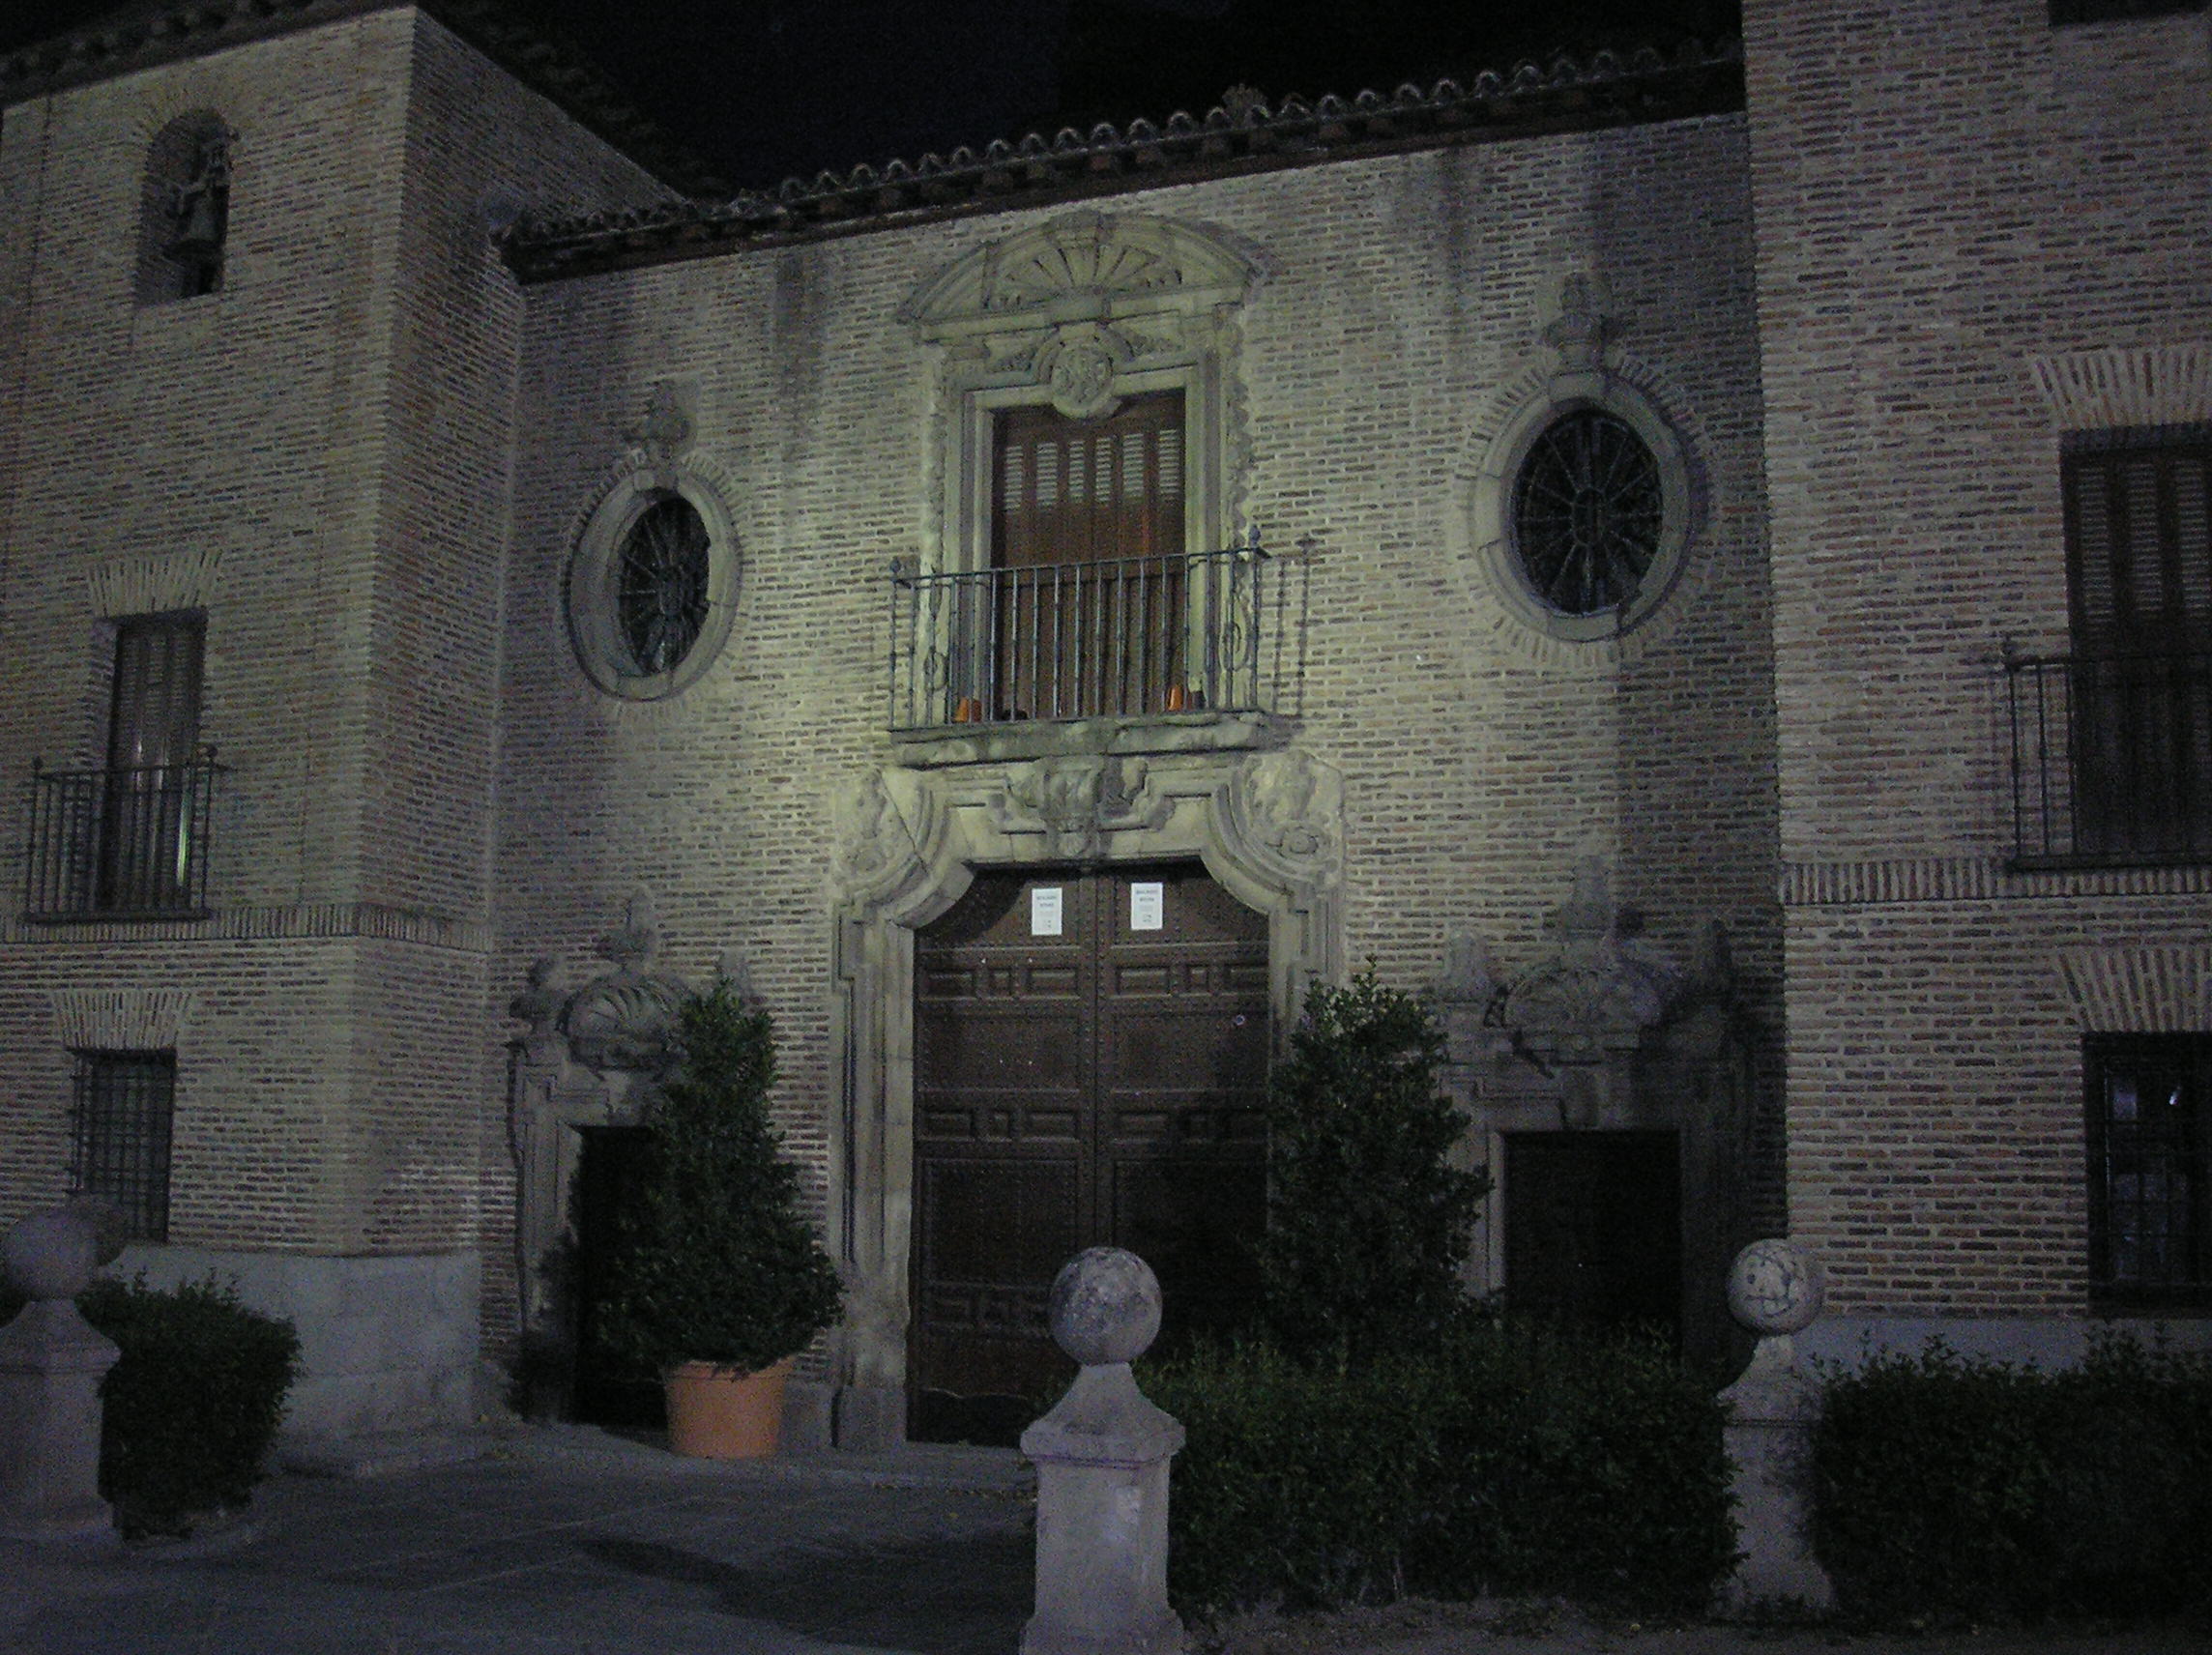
[2,1205,101,1302]
[1048,1246,1163,1366]
[1727,1236,1825,1337]
[0,1205,123,1544]
[1717,1238,1835,1616]
[1022,1248,1187,1655]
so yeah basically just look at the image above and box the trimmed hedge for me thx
[1144,1320,1735,1616]
[1815,1335,2212,1624]
[1,1274,300,1536]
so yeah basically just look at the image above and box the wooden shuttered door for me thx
[988,392,1186,718]
[2062,436,2212,859]
[99,612,206,912]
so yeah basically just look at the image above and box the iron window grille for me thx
[1510,408,1665,618]
[2005,651,2212,868]
[615,496,712,678]
[69,1049,177,1244]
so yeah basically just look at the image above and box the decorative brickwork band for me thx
[2028,344,2212,431]
[47,988,192,1050]
[7,903,488,951]
[82,546,221,619]
[2057,946,2212,1032]
[1783,857,2212,907]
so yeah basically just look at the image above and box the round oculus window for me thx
[616,496,712,678]
[567,476,739,702]
[1510,409,1665,618]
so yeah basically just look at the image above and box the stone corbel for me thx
[1215,749,1343,895]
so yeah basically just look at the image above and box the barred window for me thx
[2087,1034,2212,1306]
[69,1050,176,1243]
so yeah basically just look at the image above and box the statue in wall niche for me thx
[1429,932,1503,1071]
[509,957,568,1067]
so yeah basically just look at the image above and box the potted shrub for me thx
[595,978,842,1457]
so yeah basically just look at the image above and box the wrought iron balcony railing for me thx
[888,544,1308,732]
[2007,652,2212,868]
[23,753,223,921]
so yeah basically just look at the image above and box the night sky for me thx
[1,0,1739,192]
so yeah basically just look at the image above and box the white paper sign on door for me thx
[1129,881,1164,932]
[1030,886,1064,936]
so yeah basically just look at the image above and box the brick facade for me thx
[0,0,2201,1437]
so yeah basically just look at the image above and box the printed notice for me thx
[1129,881,1165,932]
[1031,886,1064,936]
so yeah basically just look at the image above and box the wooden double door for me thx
[911,863,1268,1441]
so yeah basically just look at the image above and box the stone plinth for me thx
[1717,1238,1834,1615]
[0,1205,121,1544]
[1020,1248,1187,1655]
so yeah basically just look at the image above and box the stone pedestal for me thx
[1020,1248,1187,1655]
[0,1205,122,1544]
[1717,1238,1835,1615]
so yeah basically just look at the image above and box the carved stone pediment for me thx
[1499,857,1679,1062]
[900,211,1260,341]
[990,756,1169,860]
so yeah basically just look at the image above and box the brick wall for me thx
[1746,0,2212,1312]
[493,112,1785,1353]
[0,6,665,1296]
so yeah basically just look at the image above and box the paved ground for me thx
[4,1428,2210,1655]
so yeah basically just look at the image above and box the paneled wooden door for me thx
[910,862,1269,1443]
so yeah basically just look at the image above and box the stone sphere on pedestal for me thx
[1726,1237,1826,1336]
[1048,1247,1163,1366]
[2,1205,100,1302]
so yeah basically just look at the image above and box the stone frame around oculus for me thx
[822,746,1342,1449]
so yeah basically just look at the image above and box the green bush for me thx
[2,1273,301,1536]
[1815,1335,2212,1623]
[1145,1319,1734,1616]
[597,982,842,1374]
[1258,970,1489,1358]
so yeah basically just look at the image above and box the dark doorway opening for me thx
[569,1123,666,1429]
[910,862,1269,1443]
[1502,1130,1682,1342]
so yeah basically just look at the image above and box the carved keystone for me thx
[1021,1248,1186,1655]
[0,1204,122,1544]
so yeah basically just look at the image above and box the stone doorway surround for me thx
[824,746,1342,1447]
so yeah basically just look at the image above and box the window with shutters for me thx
[24,610,222,920]
[2059,428,2212,862]
[2087,1034,2212,1308]
[69,1049,177,1243]
[984,392,1187,719]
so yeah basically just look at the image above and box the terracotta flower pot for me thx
[663,1357,792,1459]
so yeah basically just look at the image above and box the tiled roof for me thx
[0,0,725,194]
[500,38,1743,285]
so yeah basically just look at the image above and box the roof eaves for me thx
[0,0,722,196]
[500,39,1745,286]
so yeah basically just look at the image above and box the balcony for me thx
[23,753,223,921]
[2006,652,2212,869]
[887,544,1308,760]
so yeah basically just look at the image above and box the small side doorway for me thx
[911,862,1268,1442]
[569,1124,664,1429]
[1502,1130,1682,1341]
